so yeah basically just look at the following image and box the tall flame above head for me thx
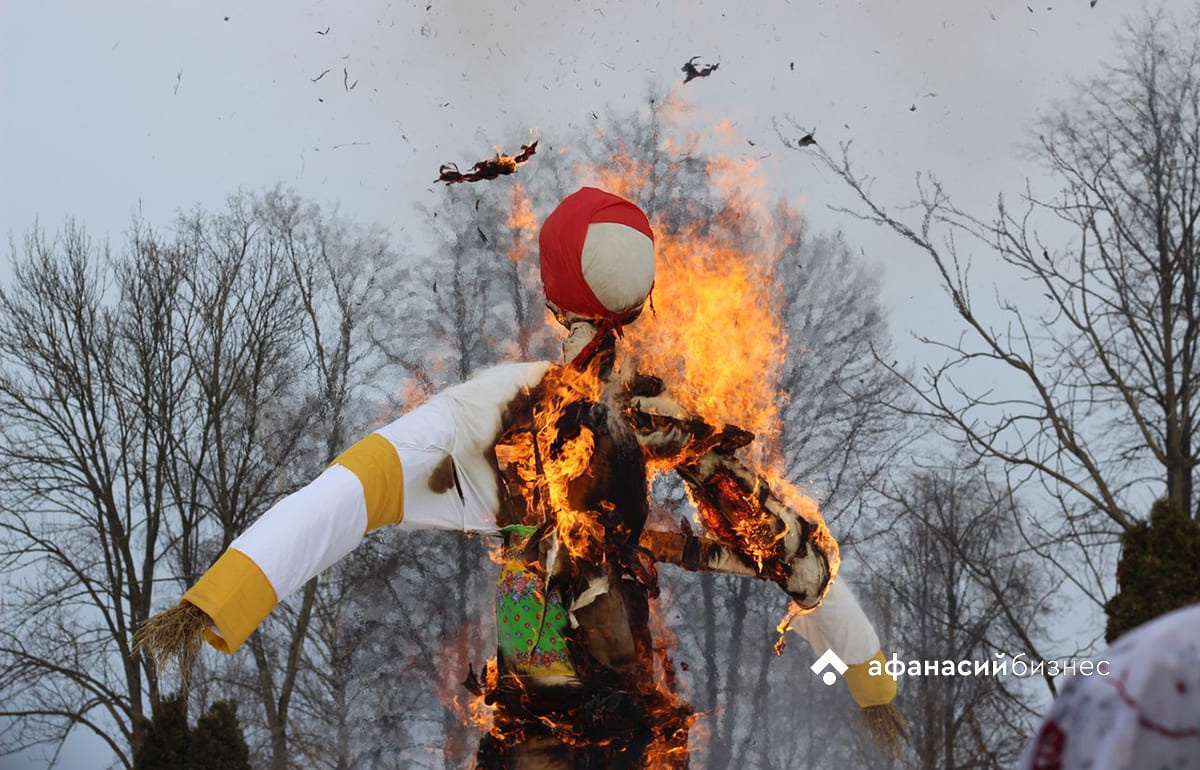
[580,154,795,469]
[499,113,814,483]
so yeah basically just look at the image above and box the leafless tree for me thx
[868,464,1057,769]
[0,220,205,767]
[260,189,412,770]
[0,191,406,769]
[183,191,406,770]
[802,8,1200,613]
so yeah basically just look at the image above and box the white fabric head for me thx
[579,222,655,315]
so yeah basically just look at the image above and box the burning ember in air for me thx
[437,140,539,184]
[681,56,720,84]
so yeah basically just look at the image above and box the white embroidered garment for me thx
[1017,603,1200,770]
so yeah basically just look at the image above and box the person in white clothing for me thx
[1017,603,1200,770]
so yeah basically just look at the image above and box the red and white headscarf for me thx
[539,187,655,364]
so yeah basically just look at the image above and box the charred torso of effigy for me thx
[470,344,835,769]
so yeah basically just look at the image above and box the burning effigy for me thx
[136,187,901,768]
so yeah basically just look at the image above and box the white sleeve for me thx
[226,465,368,601]
[389,361,550,532]
[184,360,550,653]
[787,577,881,666]
[234,360,551,596]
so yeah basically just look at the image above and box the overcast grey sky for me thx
[2,0,1137,334]
[0,2,1168,767]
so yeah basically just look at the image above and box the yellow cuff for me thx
[844,650,897,708]
[182,548,278,654]
[334,432,405,531]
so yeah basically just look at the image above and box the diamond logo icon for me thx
[811,649,848,686]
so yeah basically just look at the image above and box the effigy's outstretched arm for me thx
[641,525,898,703]
[628,382,905,750]
[135,362,549,677]
[638,523,766,578]
[626,381,835,609]
[788,578,906,749]
[674,450,836,609]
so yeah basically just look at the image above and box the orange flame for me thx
[574,122,839,617]
[579,157,795,472]
[452,658,500,729]
[506,184,539,263]
[500,361,610,563]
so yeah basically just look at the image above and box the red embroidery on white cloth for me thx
[1030,719,1065,770]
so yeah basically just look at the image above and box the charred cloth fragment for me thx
[681,55,719,83]
[625,375,753,462]
[436,141,538,184]
[462,661,490,696]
